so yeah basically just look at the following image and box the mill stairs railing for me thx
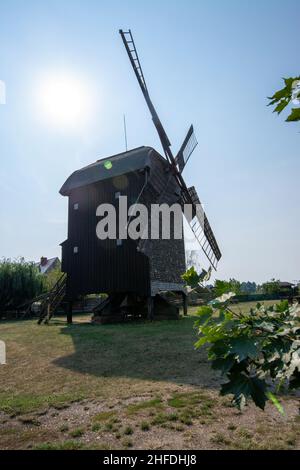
[37,273,67,324]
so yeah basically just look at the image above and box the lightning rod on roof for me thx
[123,114,128,151]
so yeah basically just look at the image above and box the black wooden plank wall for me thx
[63,171,150,298]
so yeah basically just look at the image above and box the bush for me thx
[0,258,44,312]
[42,266,62,292]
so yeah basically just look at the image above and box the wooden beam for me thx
[147,296,154,321]
[182,292,188,316]
[67,301,73,324]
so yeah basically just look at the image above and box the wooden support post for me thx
[67,301,73,324]
[182,292,188,316]
[147,296,154,321]
[44,303,51,324]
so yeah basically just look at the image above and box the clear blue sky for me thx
[0,0,299,283]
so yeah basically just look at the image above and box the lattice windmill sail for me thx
[175,125,198,173]
[120,29,222,271]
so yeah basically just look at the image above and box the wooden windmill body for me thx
[57,31,222,323]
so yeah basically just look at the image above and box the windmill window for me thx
[115,192,121,199]
[73,203,79,210]
[73,246,79,254]
[116,239,122,246]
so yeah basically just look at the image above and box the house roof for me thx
[60,146,164,196]
[278,281,294,288]
[36,257,60,274]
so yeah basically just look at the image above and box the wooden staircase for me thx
[37,273,67,324]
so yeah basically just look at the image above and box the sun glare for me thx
[36,72,92,130]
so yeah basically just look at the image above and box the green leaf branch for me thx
[268,76,300,122]
[183,268,300,413]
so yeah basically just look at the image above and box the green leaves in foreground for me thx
[268,76,300,122]
[221,374,267,410]
[193,300,300,413]
[286,107,300,122]
[181,266,200,289]
[182,266,300,413]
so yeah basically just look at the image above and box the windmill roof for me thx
[60,146,164,196]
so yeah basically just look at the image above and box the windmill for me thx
[37,30,221,325]
[119,29,221,271]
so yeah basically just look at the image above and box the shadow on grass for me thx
[53,316,220,388]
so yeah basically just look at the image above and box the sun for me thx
[36,72,92,130]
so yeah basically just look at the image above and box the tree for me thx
[240,281,257,294]
[268,77,300,122]
[261,279,280,296]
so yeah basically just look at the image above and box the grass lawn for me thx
[0,302,299,450]
[187,299,280,316]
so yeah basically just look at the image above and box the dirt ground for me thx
[0,309,299,450]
